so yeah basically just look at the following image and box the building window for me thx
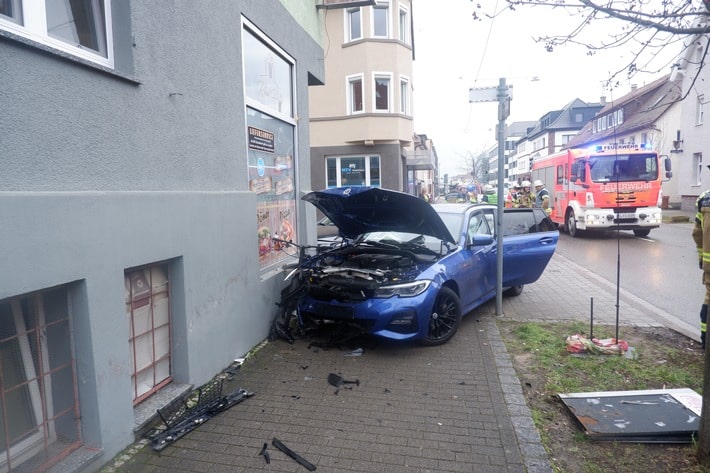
[126,264,172,404]
[592,121,597,133]
[641,132,648,144]
[373,73,391,112]
[398,5,409,43]
[562,134,575,145]
[697,95,705,125]
[574,113,583,123]
[617,109,624,124]
[0,286,82,472]
[347,74,364,114]
[399,76,409,115]
[346,7,361,41]
[0,0,113,66]
[372,1,389,38]
[326,156,381,187]
[694,153,703,186]
[243,20,299,272]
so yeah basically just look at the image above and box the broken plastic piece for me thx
[272,437,316,471]
[327,373,360,387]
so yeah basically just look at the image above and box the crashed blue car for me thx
[290,186,558,346]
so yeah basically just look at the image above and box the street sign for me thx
[468,85,513,103]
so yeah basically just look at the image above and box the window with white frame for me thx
[641,132,648,144]
[694,153,703,186]
[574,113,583,123]
[0,0,113,67]
[697,94,705,125]
[373,73,391,112]
[125,264,172,404]
[347,74,364,114]
[399,76,409,115]
[561,134,575,145]
[0,285,82,472]
[347,7,362,41]
[617,109,624,124]
[372,1,389,38]
[398,4,409,43]
[326,156,381,187]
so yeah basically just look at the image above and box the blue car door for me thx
[457,210,497,309]
[500,208,558,287]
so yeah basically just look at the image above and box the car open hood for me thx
[304,187,456,243]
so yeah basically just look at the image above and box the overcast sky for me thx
[411,0,680,177]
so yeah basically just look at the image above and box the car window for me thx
[502,210,537,236]
[533,208,557,232]
[468,211,492,241]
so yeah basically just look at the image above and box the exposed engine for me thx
[303,246,436,302]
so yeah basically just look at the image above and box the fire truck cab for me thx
[531,144,672,238]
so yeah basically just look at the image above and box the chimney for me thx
[600,96,606,106]
[630,84,638,91]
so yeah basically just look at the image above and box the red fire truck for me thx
[531,143,672,237]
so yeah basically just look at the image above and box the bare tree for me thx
[457,150,490,183]
[474,1,710,93]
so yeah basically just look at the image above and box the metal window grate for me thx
[0,287,82,473]
[126,264,172,404]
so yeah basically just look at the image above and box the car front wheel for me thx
[633,229,651,237]
[421,287,462,346]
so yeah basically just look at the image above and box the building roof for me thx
[566,74,681,149]
[521,98,603,141]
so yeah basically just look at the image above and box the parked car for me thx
[281,187,558,346]
[445,191,468,203]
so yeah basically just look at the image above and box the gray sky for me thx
[412,0,679,178]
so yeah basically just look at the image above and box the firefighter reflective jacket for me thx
[692,190,710,272]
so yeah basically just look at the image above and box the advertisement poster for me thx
[247,108,297,270]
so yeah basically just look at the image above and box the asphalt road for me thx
[555,221,702,333]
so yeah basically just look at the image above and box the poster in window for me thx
[247,108,297,270]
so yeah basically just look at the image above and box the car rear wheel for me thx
[504,284,524,297]
[421,287,462,346]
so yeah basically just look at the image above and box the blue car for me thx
[292,187,558,345]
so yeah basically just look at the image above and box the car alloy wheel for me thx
[421,286,462,346]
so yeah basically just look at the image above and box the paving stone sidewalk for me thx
[105,247,694,473]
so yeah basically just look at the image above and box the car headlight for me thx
[373,280,431,298]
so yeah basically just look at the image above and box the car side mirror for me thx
[469,234,494,246]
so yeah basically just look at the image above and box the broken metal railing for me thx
[146,377,254,451]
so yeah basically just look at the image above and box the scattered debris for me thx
[565,334,629,355]
[327,373,360,388]
[272,437,317,471]
[344,347,363,357]
[559,388,702,443]
[146,378,254,451]
[258,443,270,464]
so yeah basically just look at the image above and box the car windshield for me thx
[358,231,446,254]
[435,212,464,243]
[588,154,658,182]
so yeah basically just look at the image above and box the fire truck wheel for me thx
[566,210,580,238]
[633,229,651,237]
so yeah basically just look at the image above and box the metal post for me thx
[495,78,509,316]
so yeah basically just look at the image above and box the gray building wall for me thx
[0,0,323,470]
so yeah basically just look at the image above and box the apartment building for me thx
[0,1,324,471]
[309,0,418,193]
[512,99,602,182]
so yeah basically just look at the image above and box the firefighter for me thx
[692,180,710,349]
[534,179,551,215]
[517,180,534,208]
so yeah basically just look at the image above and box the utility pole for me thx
[469,78,513,315]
